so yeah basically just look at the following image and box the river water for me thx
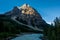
[11,34,43,40]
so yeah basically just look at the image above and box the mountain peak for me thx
[20,3,30,9]
[18,4,30,9]
[22,3,30,7]
[17,4,35,15]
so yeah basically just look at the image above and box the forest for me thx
[0,15,60,40]
[43,17,60,40]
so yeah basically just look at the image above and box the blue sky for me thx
[0,0,60,24]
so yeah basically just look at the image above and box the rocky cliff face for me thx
[5,4,47,29]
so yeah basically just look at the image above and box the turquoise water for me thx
[11,34,43,40]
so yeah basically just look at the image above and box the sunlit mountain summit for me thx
[17,4,35,14]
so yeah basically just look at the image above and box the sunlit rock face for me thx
[5,4,47,28]
[18,4,35,15]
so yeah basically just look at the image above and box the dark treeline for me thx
[0,15,33,40]
[0,15,60,40]
[43,17,60,40]
[0,15,21,40]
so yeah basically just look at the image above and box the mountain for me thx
[0,4,50,39]
[5,4,47,29]
[0,4,50,34]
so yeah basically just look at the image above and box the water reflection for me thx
[11,34,43,40]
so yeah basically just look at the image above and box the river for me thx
[11,34,43,40]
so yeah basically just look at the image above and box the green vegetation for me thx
[0,15,32,40]
[0,15,21,40]
[43,17,60,40]
[0,14,60,40]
